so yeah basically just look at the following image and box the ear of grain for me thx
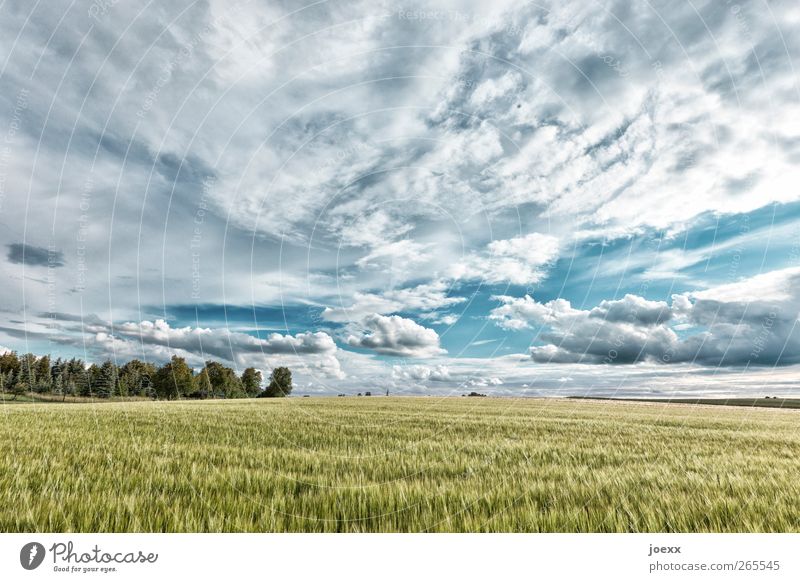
[1,398,798,532]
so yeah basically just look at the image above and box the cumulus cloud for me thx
[1,0,800,394]
[489,294,571,331]
[114,319,337,360]
[91,327,346,380]
[391,362,502,390]
[491,294,679,364]
[346,314,446,357]
[392,364,452,383]
[589,295,672,326]
[47,317,344,380]
[491,268,800,367]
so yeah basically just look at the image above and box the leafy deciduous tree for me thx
[261,366,293,398]
[153,356,194,400]
[240,367,262,397]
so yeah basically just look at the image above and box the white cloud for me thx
[337,210,415,249]
[489,294,571,330]
[449,232,560,285]
[3,0,796,320]
[85,319,346,381]
[322,280,464,322]
[355,239,433,273]
[346,314,446,357]
[690,267,800,304]
[392,364,452,383]
[115,319,336,359]
[323,232,558,329]
[490,267,800,367]
[391,362,501,389]
[1,0,800,395]
[589,295,672,326]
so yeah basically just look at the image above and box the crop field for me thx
[1,397,799,532]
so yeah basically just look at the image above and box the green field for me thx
[1,397,799,532]
[570,396,800,409]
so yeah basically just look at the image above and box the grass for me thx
[570,396,800,409]
[1,396,799,532]
[0,392,151,404]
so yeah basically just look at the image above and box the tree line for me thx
[0,351,293,400]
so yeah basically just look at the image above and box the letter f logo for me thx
[20,542,46,570]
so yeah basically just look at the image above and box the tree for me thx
[240,367,262,397]
[75,361,93,397]
[153,356,194,400]
[51,358,64,396]
[15,353,37,396]
[0,350,20,378]
[86,363,102,396]
[65,379,77,398]
[119,359,157,397]
[8,371,25,400]
[34,355,52,393]
[0,351,19,396]
[1,370,14,393]
[201,361,244,398]
[90,360,119,398]
[0,348,295,401]
[192,367,213,399]
[261,366,292,397]
[60,358,86,396]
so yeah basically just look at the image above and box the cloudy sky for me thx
[1,0,799,396]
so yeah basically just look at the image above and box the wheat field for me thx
[1,397,799,532]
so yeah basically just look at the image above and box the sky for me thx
[0,0,799,396]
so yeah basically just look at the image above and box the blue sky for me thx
[1,0,799,395]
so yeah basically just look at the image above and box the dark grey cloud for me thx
[6,243,64,267]
[0,0,798,391]
[589,295,672,326]
[492,268,800,367]
[36,312,106,325]
[0,324,80,347]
